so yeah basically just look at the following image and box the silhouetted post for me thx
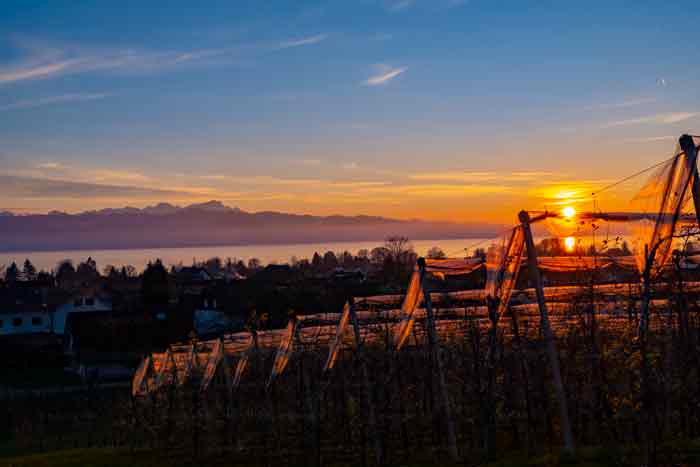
[417,258,459,462]
[349,298,382,465]
[678,135,700,340]
[679,134,700,228]
[518,210,574,453]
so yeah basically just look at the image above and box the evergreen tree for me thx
[5,262,19,282]
[22,258,37,281]
[141,259,170,307]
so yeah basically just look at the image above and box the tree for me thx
[426,247,446,260]
[121,265,137,278]
[384,236,416,282]
[311,252,323,270]
[247,258,261,271]
[384,236,413,264]
[370,247,389,266]
[103,265,119,278]
[76,257,99,279]
[56,260,75,279]
[141,259,170,307]
[22,259,37,281]
[204,257,223,274]
[5,262,19,282]
[323,251,338,270]
[55,260,76,287]
[339,251,354,268]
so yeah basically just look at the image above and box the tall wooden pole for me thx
[417,258,459,462]
[679,134,700,228]
[518,210,574,453]
[349,298,382,465]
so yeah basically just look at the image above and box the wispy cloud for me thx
[0,92,111,111]
[363,65,407,86]
[385,0,415,12]
[0,38,223,85]
[88,169,151,184]
[277,34,328,49]
[605,112,698,128]
[342,162,359,170]
[409,170,556,182]
[35,161,66,170]
[585,97,656,111]
[622,135,676,143]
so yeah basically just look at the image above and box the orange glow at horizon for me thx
[564,236,576,252]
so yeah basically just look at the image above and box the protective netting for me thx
[267,318,298,390]
[323,301,351,372]
[232,333,255,389]
[200,338,225,393]
[132,136,700,396]
[393,268,423,351]
[630,142,694,277]
[485,226,525,318]
[424,258,483,279]
[132,355,152,397]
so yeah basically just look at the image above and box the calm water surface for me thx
[0,238,492,272]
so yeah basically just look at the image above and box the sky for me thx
[1,0,699,223]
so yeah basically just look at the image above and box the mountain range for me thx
[0,201,504,252]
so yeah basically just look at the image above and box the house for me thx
[0,287,55,336]
[193,286,246,337]
[0,285,113,337]
[54,289,113,335]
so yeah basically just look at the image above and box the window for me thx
[12,317,22,327]
[32,317,42,326]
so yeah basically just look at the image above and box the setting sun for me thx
[562,206,576,218]
[564,236,576,252]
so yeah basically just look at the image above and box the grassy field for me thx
[5,441,700,467]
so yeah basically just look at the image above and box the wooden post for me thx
[679,134,700,228]
[417,258,459,462]
[349,298,382,465]
[518,210,574,453]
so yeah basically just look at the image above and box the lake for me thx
[0,238,492,273]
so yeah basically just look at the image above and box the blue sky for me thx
[1,0,699,221]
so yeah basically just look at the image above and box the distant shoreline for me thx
[0,233,495,255]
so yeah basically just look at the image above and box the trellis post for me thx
[417,258,459,462]
[518,210,574,453]
[348,298,382,465]
[679,134,700,228]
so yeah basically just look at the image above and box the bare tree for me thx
[384,236,413,263]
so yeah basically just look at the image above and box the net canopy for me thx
[132,136,700,397]
[485,226,525,319]
[629,141,696,276]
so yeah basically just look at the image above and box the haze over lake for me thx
[0,238,490,273]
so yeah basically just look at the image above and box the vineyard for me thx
[5,135,700,466]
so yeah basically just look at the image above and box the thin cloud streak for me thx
[409,170,556,182]
[277,34,328,49]
[0,38,226,85]
[0,92,112,111]
[605,112,698,127]
[386,0,415,12]
[585,97,656,111]
[363,66,407,86]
